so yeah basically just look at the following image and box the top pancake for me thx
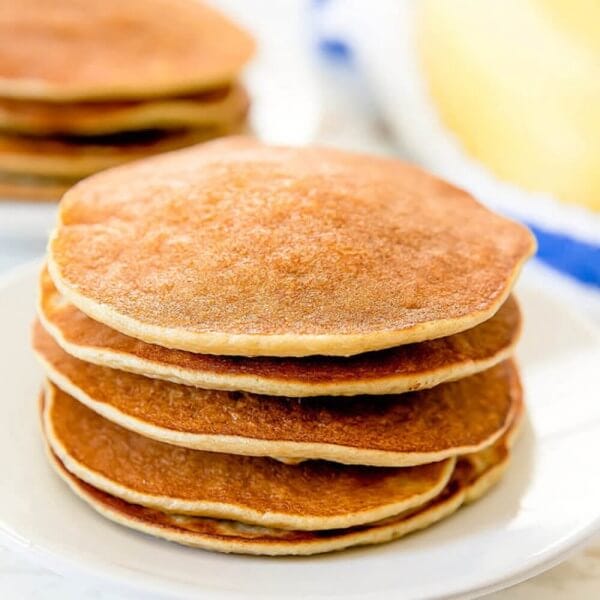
[0,0,254,101]
[48,137,536,357]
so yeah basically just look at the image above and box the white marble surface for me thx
[2,2,600,598]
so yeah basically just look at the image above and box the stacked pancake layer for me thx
[34,138,536,555]
[0,0,254,200]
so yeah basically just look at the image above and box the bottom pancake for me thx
[46,418,518,556]
[42,382,457,531]
[42,395,524,555]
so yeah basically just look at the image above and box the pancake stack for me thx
[0,0,254,200]
[33,137,536,556]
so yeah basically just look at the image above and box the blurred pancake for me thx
[0,125,245,178]
[44,402,523,555]
[34,323,520,466]
[38,267,521,396]
[0,0,254,101]
[42,381,456,530]
[0,86,249,136]
[0,172,71,200]
[48,137,536,357]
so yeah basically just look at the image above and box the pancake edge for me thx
[37,285,521,396]
[39,395,524,556]
[36,347,521,467]
[44,446,465,556]
[46,244,534,357]
[0,124,245,179]
[43,427,518,556]
[42,382,457,530]
[0,85,249,136]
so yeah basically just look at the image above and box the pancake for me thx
[0,125,245,179]
[42,382,456,530]
[0,172,71,200]
[33,323,520,466]
[48,137,536,357]
[0,85,249,136]
[0,0,254,101]
[38,267,521,396]
[43,403,522,555]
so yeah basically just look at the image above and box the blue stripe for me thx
[526,224,600,287]
[317,39,353,62]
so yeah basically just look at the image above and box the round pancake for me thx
[0,86,249,136]
[42,382,456,531]
[0,125,246,179]
[0,172,71,200]
[33,323,520,466]
[38,267,521,396]
[43,405,522,555]
[48,137,536,357]
[0,0,254,101]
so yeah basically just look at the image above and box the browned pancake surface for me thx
[45,383,453,527]
[52,448,463,543]
[45,422,511,554]
[39,267,521,395]
[34,322,519,462]
[0,0,254,100]
[48,137,535,356]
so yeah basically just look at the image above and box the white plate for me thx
[0,0,321,242]
[1,262,600,600]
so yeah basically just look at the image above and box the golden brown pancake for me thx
[42,382,456,530]
[0,0,254,101]
[0,85,249,136]
[0,124,246,179]
[38,267,521,396]
[43,403,522,555]
[0,172,71,200]
[34,323,520,466]
[46,450,467,556]
[48,137,536,357]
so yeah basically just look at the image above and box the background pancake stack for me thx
[33,137,536,555]
[0,0,254,200]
